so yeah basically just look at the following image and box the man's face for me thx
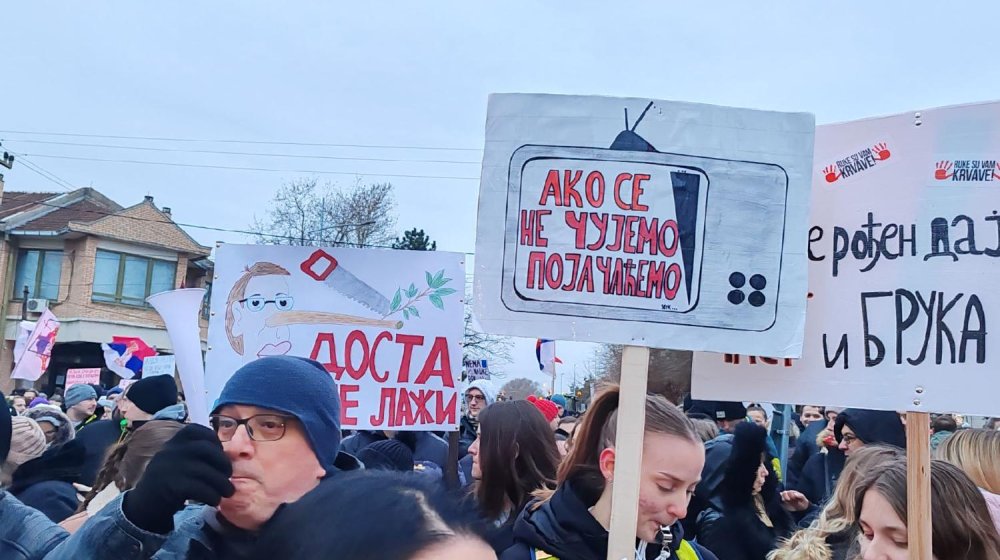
[465,389,487,418]
[555,405,565,418]
[117,394,152,423]
[71,398,97,417]
[800,406,824,427]
[23,391,37,401]
[11,397,26,415]
[231,275,294,362]
[215,404,326,531]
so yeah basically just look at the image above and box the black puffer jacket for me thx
[697,423,795,560]
[501,477,718,560]
[787,419,825,488]
[340,430,449,468]
[8,439,85,523]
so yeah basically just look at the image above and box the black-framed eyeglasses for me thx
[841,433,859,445]
[465,394,486,403]
[210,414,293,442]
[238,295,294,313]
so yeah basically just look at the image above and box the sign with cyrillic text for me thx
[694,101,1000,415]
[474,93,815,356]
[206,244,465,430]
[66,368,101,389]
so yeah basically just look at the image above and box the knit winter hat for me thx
[549,394,567,410]
[527,395,559,423]
[213,356,342,471]
[7,416,47,467]
[64,384,97,409]
[127,375,178,414]
[29,396,50,408]
[358,440,414,472]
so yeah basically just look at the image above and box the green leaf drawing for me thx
[433,269,445,285]
[434,287,456,297]
[408,306,420,318]
[403,309,410,320]
[406,283,418,298]
[429,294,444,310]
[425,271,434,288]
[390,289,402,311]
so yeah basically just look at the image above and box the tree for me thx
[249,178,397,247]
[593,345,692,404]
[462,304,513,371]
[392,228,437,251]
[500,377,544,401]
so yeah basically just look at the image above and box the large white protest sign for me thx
[474,94,815,356]
[206,244,465,431]
[65,368,101,389]
[694,101,1000,416]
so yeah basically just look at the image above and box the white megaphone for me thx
[147,288,210,426]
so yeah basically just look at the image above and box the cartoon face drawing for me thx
[226,263,294,362]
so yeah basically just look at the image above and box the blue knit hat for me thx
[549,394,567,409]
[64,384,97,409]
[213,356,341,470]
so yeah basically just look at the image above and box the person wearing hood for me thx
[8,437,87,523]
[0,355,363,559]
[501,386,717,560]
[21,407,76,448]
[460,379,497,458]
[696,423,810,560]
[548,394,567,418]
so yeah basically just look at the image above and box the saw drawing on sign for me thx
[385,269,457,322]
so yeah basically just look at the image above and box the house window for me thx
[92,250,177,306]
[13,250,63,300]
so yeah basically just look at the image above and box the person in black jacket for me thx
[7,438,86,523]
[467,400,559,554]
[502,386,717,560]
[697,423,810,560]
[341,430,449,468]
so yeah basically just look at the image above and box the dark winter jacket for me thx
[795,447,846,507]
[500,478,718,560]
[72,419,123,486]
[458,453,474,487]
[8,440,86,523]
[787,420,825,488]
[833,409,906,449]
[697,423,795,560]
[340,430,449,468]
[459,415,477,458]
[682,432,733,540]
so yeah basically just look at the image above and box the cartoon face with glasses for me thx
[226,262,296,362]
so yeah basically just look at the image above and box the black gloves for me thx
[122,424,235,534]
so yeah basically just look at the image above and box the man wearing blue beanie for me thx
[0,355,361,558]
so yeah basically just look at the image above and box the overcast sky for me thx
[4,1,999,390]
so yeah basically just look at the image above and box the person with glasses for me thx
[459,379,496,458]
[0,355,361,559]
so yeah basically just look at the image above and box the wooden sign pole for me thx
[607,345,649,560]
[906,411,932,560]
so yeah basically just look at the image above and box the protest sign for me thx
[206,244,465,431]
[463,359,490,381]
[693,100,1000,416]
[474,93,815,357]
[11,309,60,381]
[141,355,176,378]
[65,368,101,389]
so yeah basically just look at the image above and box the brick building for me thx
[0,186,212,393]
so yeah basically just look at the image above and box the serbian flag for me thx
[535,339,562,375]
[11,310,60,381]
[102,336,157,379]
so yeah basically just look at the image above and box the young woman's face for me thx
[635,433,704,543]
[752,461,768,495]
[858,489,912,560]
[468,427,482,480]
[748,410,767,428]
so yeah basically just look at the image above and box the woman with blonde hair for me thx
[934,428,1000,532]
[769,445,903,560]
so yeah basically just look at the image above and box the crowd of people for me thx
[2,358,999,559]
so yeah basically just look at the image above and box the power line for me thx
[0,129,483,152]
[12,156,75,191]
[14,152,481,181]
[2,139,481,165]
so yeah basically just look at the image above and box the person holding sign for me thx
[500,386,717,560]
[853,460,1000,560]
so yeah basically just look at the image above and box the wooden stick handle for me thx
[906,411,932,560]
[607,345,649,560]
[266,311,403,329]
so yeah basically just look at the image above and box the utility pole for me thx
[14,286,31,390]
[21,286,28,320]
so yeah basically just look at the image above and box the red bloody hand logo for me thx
[823,165,841,183]
[872,142,891,161]
[935,161,953,180]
